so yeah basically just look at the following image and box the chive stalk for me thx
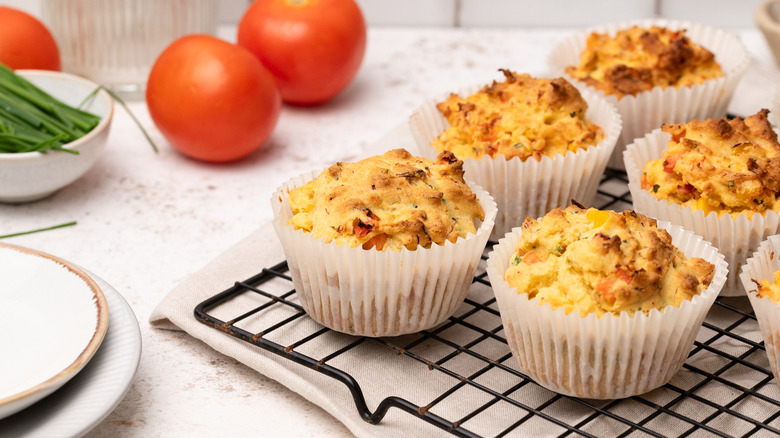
[0,62,101,154]
[0,221,77,239]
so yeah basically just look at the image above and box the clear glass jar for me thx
[41,0,217,100]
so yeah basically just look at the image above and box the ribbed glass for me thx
[42,0,217,100]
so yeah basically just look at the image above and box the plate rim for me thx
[0,242,110,413]
[0,266,142,437]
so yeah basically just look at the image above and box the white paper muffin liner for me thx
[549,19,750,170]
[271,170,497,337]
[486,221,727,399]
[409,83,621,241]
[624,129,780,297]
[739,235,780,386]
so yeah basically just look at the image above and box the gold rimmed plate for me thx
[0,242,109,420]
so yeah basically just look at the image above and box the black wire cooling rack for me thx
[195,169,780,438]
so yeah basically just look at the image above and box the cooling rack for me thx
[195,169,780,437]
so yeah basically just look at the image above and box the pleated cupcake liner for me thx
[271,170,497,337]
[409,83,621,241]
[624,129,780,296]
[548,18,750,170]
[486,221,727,399]
[739,235,780,386]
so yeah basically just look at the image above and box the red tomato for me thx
[146,35,281,163]
[0,7,60,70]
[237,0,366,105]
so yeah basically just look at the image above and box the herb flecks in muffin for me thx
[566,26,723,99]
[504,206,714,317]
[641,109,780,218]
[288,149,484,251]
[432,70,604,162]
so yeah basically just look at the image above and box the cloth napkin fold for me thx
[149,225,439,437]
[150,124,780,438]
[149,220,576,437]
[150,219,780,438]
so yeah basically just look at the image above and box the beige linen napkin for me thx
[150,225,448,437]
[150,220,780,438]
[147,222,592,437]
[151,124,780,437]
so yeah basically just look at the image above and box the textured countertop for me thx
[0,26,777,437]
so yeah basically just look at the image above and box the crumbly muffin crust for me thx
[641,109,780,218]
[431,69,604,162]
[288,148,484,251]
[503,205,714,317]
[566,26,723,98]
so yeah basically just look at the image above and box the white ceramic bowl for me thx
[0,70,114,203]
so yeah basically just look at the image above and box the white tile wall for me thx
[459,0,656,27]
[356,0,456,26]
[0,0,769,29]
[660,0,765,28]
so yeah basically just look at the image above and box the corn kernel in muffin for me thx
[566,26,723,99]
[288,149,485,251]
[641,109,780,218]
[431,69,604,162]
[503,205,714,317]
[758,271,780,302]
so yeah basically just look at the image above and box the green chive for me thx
[0,221,77,239]
[94,86,158,153]
[0,62,101,154]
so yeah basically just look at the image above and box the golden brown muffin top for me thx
[565,26,723,99]
[503,205,714,317]
[287,149,485,251]
[641,109,780,218]
[431,69,604,162]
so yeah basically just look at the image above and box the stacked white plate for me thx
[0,243,141,437]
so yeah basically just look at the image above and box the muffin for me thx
[641,109,780,218]
[431,69,605,162]
[625,110,780,296]
[288,148,485,251]
[487,205,727,399]
[505,206,715,316]
[565,26,723,99]
[550,19,750,169]
[410,69,621,240]
[272,148,497,337]
[739,235,780,386]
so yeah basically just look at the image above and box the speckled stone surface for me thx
[0,27,776,437]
